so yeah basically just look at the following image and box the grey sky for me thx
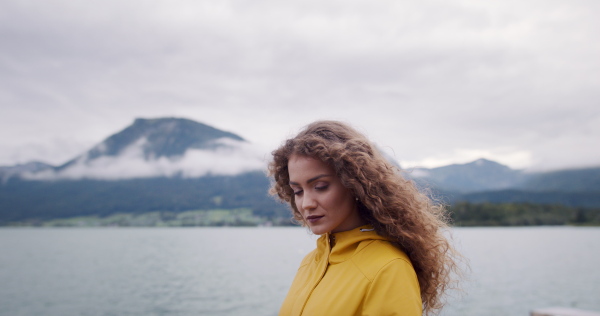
[1,0,599,171]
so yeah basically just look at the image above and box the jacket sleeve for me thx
[361,258,423,316]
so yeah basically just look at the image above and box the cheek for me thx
[335,191,355,212]
[293,197,302,210]
[293,202,304,219]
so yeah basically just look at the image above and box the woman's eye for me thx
[293,190,303,196]
[315,185,329,191]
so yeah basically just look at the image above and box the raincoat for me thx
[279,225,422,315]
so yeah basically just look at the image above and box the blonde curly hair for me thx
[268,120,462,315]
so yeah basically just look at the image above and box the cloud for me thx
[22,138,268,180]
[0,0,599,171]
[400,147,533,170]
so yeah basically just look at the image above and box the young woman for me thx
[269,121,461,316]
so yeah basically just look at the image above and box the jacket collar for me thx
[315,225,388,264]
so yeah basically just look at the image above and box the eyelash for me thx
[293,185,328,196]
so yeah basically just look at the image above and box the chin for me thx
[308,224,332,235]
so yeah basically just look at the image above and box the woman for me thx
[269,121,461,316]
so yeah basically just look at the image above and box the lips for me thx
[306,215,324,223]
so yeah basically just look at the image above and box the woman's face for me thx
[288,154,364,235]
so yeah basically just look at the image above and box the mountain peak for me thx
[409,158,521,193]
[61,117,245,168]
[17,117,266,180]
[473,158,493,165]
[465,158,511,170]
[105,117,243,158]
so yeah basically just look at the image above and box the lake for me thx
[0,227,598,316]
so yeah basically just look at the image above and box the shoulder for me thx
[357,240,423,314]
[351,239,415,281]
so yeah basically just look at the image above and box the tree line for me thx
[449,201,600,226]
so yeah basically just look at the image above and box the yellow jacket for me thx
[279,226,422,316]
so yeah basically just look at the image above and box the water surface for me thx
[0,227,598,316]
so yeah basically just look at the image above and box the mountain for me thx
[518,167,600,192]
[0,171,289,225]
[408,158,524,193]
[456,190,600,208]
[1,118,599,224]
[0,117,287,224]
[15,117,265,180]
[60,117,245,167]
[406,159,600,208]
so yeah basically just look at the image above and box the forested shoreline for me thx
[3,202,599,227]
[449,202,600,226]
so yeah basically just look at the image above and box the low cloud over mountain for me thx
[13,118,267,180]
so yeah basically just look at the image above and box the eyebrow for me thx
[289,174,331,186]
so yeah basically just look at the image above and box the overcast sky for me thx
[1,0,599,171]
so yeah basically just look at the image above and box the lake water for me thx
[0,227,598,316]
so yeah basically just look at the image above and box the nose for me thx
[301,192,317,211]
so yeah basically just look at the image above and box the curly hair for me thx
[268,120,462,315]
